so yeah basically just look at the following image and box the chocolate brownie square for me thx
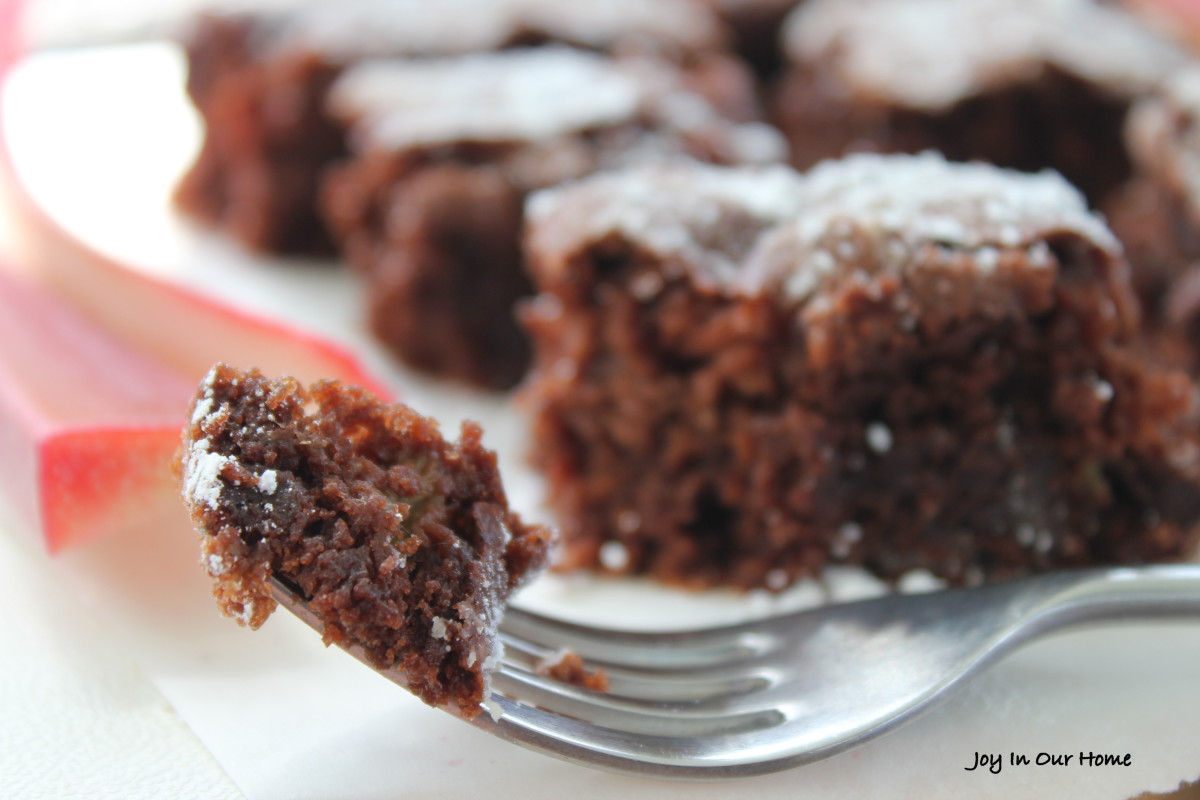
[772,0,1188,206]
[320,47,785,389]
[174,0,754,255]
[521,153,1200,590]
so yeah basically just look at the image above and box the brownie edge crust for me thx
[180,364,552,717]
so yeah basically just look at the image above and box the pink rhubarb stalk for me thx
[0,266,194,550]
[0,0,390,549]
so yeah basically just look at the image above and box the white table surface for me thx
[0,507,244,799]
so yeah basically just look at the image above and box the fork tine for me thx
[499,632,783,701]
[473,694,818,779]
[501,606,775,669]
[492,666,785,738]
[498,633,780,701]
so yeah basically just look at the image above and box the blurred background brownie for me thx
[694,0,804,79]
[320,47,785,389]
[773,0,1188,206]
[173,0,755,256]
[1108,67,1200,340]
[521,153,1200,590]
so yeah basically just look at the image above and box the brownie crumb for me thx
[535,649,610,692]
[180,363,553,718]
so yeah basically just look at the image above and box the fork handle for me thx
[1027,565,1200,633]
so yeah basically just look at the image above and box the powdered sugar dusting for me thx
[235,599,259,627]
[329,47,785,168]
[190,393,214,426]
[269,0,720,63]
[527,161,807,287]
[184,370,282,509]
[514,0,721,55]
[269,0,508,61]
[331,48,641,149]
[744,152,1116,301]
[190,364,221,425]
[529,152,1116,300]
[183,438,234,511]
[206,552,229,576]
[784,0,1187,110]
[257,469,278,495]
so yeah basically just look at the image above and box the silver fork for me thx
[271,565,1200,779]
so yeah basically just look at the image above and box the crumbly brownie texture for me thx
[521,153,1200,590]
[180,364,552,717]
[773,0,1188,205]
[174,0,753,256]
[1107,67,1200,334]
[320,47,785,389]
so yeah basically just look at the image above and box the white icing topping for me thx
[527,160,807,287]
[262,0,721,62]
[329,47,786,168]
[529,152,1117,301]
[514,0,721,55]
[330,48,641,149]
[811,152,1108,243]
[784,0,1188,110]
[742,153,1117,301]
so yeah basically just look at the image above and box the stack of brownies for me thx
[178,0,1200,594]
